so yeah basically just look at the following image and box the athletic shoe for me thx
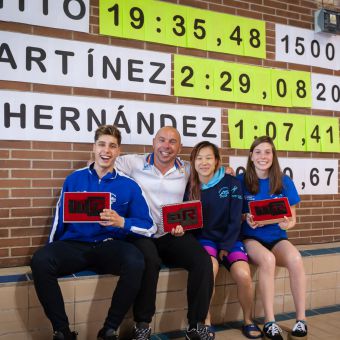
[185,323,215,340]
[97,327,118,340]
[131,325,152,340]
[289,320,308,340]
[53,330,77,340]
[263,322,283,340]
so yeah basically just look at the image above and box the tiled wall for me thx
[1,246,340,339]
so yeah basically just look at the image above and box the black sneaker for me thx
[205,325,215,340]
[97,327,118,340]
[263,322,283,340]
[131,325,152,340]
[53,330,77,340]
[289,320,308,339]
[185,324,215,340]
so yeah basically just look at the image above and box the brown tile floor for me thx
[214,313,340,340]
[157,309,340,339]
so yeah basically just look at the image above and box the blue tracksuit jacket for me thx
[48,163,156,243]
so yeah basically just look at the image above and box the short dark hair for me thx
[94,125,122,145]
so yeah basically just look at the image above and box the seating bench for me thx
[1,242,340,339]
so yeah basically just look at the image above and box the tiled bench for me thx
[1,243,340,340]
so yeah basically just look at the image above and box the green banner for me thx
[174,55,312,108]
[99,0,266,59]
[228,110,339,152]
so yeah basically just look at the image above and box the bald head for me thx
[155,126,181,144]
[152,126,182,174]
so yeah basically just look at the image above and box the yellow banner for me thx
[174,55,312,108]
[99,0,266,59]
[228,110,339,152]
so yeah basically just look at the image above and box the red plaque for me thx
[63,192,111,222]
[248,197,292,225]
[161,200,203,232]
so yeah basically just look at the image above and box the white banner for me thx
[0,90,221,147]
[0,0,89,33]
[312,73,340,111]
[0,31,171,95]
[275,24,340,70]
[229,156,338,195]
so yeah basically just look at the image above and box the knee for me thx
[143,251,162,270]
[233,267,252,287]
[123,253,145,276]
[133,239,161,269]
[193,251,213,276]
[292,252,302,264]
[30,247,52,274]
[260,252,276,270]
[288,252,304,270]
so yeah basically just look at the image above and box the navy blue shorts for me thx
[199,239,248,270]
[243,236,287,250]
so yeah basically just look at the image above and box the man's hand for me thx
[225,166,235,176]
[99,209,125,228]
[171,225,185,237]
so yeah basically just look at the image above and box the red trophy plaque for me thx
[161,200,203,232]
[63,192,111,222]
[248,197,292,225]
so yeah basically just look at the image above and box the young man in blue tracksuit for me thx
[30,125,155,340]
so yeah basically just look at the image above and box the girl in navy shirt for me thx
[187,141,262,339]
[238,136,307,340]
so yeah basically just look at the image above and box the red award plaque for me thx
[63,192,111,222]
[161,200,203,232]
[248,197,292,225]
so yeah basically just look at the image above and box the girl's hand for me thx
[219,249,229,261]
[171,225,185,237]
[279,205,297,230]
[99,209,125,228]
[246,213,260,229]
[279,216,291,230]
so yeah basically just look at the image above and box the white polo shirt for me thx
[115,153,190,237]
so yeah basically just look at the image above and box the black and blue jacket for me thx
[49,163,156,243]
[195,167,243,252]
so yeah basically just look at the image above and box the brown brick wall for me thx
[0,0,339,267]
